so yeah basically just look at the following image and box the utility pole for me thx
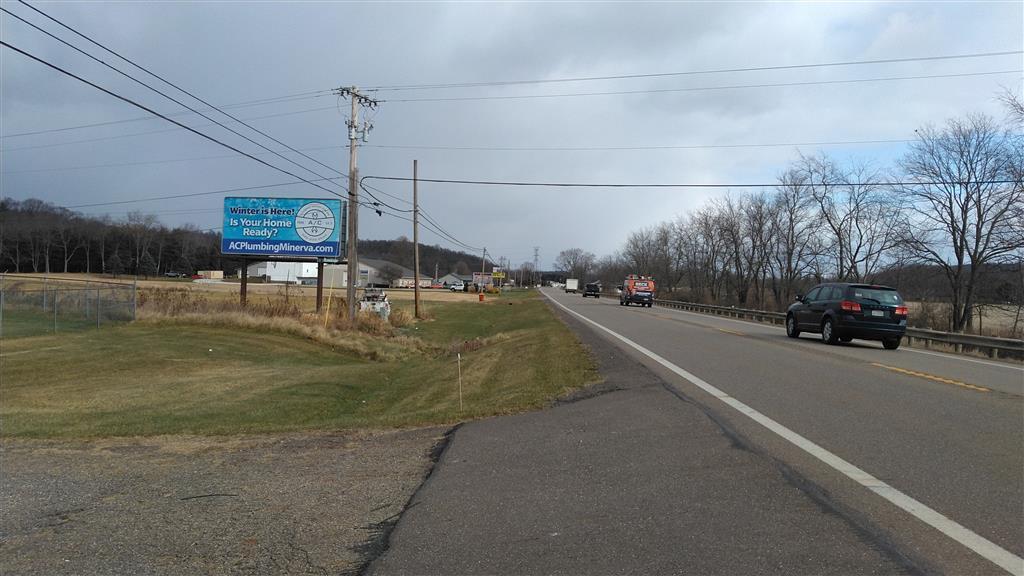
[413,159,421,319]
[334,86,379,321]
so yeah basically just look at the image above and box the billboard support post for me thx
[316,258,324,313]
[240,258,248,307]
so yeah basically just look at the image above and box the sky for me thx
[1,1,1022,269]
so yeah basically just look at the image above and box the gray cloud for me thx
[2,1,1021,267]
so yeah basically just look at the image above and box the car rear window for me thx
[849,287,903,305]
[586,284,599,289]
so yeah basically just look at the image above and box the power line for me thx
[1,137,918,175]
[363,175,1017,189]
[0,90,330,138]
[365,50,1023,91]
[67,177,345,209]
[364,138,915,152]
[357,179,482,251]
[5,69,1012,154]
[382,70,1021,103]
[0,105,340,153]
[0,40,344,198]
[3,3,343,187]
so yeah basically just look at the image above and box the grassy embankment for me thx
[0,289,597,438]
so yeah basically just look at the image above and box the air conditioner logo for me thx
[294,202,335,244]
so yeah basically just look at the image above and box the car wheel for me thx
[883,337,901,350]
[821,318,839,345]
[786,314,800,338]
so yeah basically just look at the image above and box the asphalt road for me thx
[541,289,1023,574]
[370,288,1022,576]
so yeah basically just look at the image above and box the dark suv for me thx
[786,283,908,349]
[582,283,601,298]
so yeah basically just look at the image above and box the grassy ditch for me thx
[0,290,597,438]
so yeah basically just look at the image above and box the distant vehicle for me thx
[565,279,579,293]
[582,283,601,298]
[449,281,466,292]
[430,282,443,289]
[786,283,907,349]
[163,271,187,278]
[619,275,655,307]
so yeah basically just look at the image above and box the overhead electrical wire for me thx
[0,105,340,152]
[1,4,343,188]
[0,40,342,198]
[7,62,1020,150]
[365,50,1023,91]
[66,177,345,209]
[1,137,917,171]
[363,175,1018,189]
[0,90,331,138]
[382,70,1021,103]
[363,138,915,152]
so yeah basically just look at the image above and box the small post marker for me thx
[457,353,464,413]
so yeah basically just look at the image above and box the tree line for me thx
[0,199,493,281]
[0,199,224,277]
[557,109,1023,333]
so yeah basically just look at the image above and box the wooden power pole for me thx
[334,86,379,321]
[413,159,421,319]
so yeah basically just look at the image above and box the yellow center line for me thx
[717,328,746,337]
[871,363,990,393]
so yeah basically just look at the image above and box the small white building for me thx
[240,261,318,284]
[240,257,421,287]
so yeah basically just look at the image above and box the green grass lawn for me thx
[0,292,597,438]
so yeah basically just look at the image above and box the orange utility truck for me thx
[619,275,656,307]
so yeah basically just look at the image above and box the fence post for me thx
[96,287,101,329]
[132,278,137,321]
[53,286,58,333]
[42,277,47,311]
[0,274,5,338]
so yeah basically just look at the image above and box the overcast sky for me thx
[2,1,1021,268]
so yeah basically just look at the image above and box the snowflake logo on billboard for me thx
[294,202,335,244]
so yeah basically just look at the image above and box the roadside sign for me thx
[221,197,345,258]
[492,272,506,279]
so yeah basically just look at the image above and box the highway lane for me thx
[543,288,1023,574]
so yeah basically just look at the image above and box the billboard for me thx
[221,197,344,258]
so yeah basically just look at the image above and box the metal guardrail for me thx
[650,298,1024,361]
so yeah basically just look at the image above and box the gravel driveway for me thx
[1,427,447,575]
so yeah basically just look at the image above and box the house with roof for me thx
[438,272,474,287]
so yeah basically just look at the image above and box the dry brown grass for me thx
[137,288,432,361]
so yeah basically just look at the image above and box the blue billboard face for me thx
[221,197,344,258]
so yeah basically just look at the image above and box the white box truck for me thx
[565,279,579,293]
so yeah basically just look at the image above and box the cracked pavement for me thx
[0,428,445,575]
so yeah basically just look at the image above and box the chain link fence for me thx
[0,275,136,339]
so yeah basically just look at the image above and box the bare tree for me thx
[555,248,596,280]
[898,113,1024,331]
[769,169,819,308]
[998,87,1024,126]
[379,264,404,286]
[126,211,159,274]
[796,154,898,281]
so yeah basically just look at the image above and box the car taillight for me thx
[895,306,908,316]
[840,300,861,312]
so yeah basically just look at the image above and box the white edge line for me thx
[544,290,1024,576]
[655,301,1024,373]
